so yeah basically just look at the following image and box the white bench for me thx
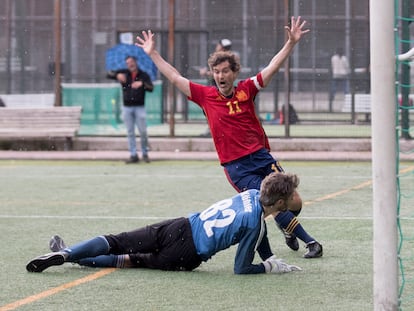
[0,93,54,108]
[342,93,413,122]
[0,106,82,150]
[342,94,371,122]
[343,94,414,113]
[342,94,371,114]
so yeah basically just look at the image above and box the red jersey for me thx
[189,73,270,164]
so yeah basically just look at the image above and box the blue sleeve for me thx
[235,261,266,274]
[233,228,266,274]
[256,227,273,261]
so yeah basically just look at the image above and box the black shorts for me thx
[104,217,202,271]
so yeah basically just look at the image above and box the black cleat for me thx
[125,155,139,164]
[143,154,150,163]
[304,241,323,258]
[284,231,299,251]
[277,225,299,251]
[49,235,67,252]
[26,252,67,273]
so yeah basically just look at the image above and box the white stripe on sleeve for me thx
[250,75,262,91]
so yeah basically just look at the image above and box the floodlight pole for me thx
[54,0,62,106]
[167,0,175,137]
[283,0,291,137]
[5,0,12,94]
[370,0,398,310]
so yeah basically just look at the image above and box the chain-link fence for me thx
[0,0,411,137]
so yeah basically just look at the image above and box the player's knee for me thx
[288,191,302,212]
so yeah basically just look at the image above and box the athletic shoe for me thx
[143,154,150,163]
[276,224,299,251]
[283,231,299,251]
[125,155,139,164]
[303,241,323,258]
[26,252,68,273]
[49,235,67,252]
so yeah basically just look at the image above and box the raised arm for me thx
[136,30,191,97]
[260,16,310,87]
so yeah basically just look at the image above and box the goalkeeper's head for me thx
[259,173,300,214]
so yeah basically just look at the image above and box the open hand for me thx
[285,16,310,44]
[136,30,155,56]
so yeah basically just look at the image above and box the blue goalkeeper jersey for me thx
[188,189,272,274]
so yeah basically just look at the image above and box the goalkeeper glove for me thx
[262,255,302,273]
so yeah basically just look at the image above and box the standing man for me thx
[329,47,350,105]
[114,56,153,163]
[136,16,323,258]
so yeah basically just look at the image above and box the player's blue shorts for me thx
[223,148,284,192]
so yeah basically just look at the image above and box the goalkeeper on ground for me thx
[27,173,301,274]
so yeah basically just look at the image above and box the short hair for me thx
[259,173,300,207]
[207,51,240,73]
[125,55,137,62]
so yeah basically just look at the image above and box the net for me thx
[395,1,414,309]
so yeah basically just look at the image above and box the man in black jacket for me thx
[112,56,154,163]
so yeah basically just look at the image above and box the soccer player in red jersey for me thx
[136,16,322,258]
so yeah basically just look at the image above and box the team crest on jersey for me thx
[235,90,248,102]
